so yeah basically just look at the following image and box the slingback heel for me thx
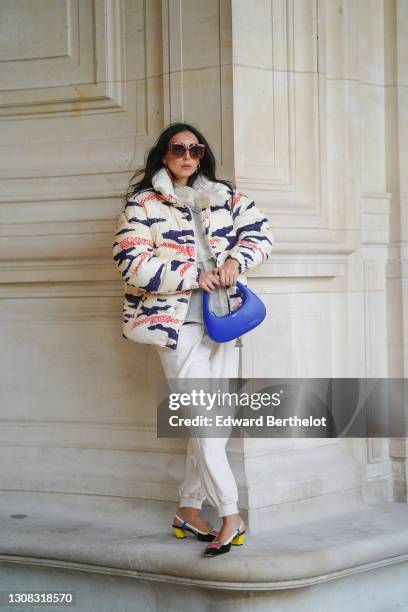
[203,519,246,557]
[171,513,219,542]
[173,526,187,539]
[232,532,245,545]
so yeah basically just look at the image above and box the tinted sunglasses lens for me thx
[169,143,205,159]
[170,144,186,157]
[190,145,205,159]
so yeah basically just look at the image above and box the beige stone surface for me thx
[0,0,408,604]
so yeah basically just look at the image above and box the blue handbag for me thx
[203,280,266,343]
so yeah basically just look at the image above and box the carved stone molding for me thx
[0,0,126,118]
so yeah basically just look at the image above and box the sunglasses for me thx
[167,142,205,159]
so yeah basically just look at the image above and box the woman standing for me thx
[112,122,274,556]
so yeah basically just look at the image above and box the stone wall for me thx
[1,0,407,527]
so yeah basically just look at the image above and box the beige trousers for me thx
[155,322,240,516]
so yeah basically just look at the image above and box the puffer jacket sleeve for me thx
[225,190,274,273]
[112,200,201,293]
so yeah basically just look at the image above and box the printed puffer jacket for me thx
[112,166,274,350]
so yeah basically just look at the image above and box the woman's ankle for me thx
[221,513,242,524]
[177,506,199,516]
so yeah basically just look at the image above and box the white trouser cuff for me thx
[179,497,203,510]
[217,502,239,517]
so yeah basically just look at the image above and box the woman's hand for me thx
[198,270,221,293]
[215,258,240,287]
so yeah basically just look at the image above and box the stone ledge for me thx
[1,491,408,590]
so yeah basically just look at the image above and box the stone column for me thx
[228,0,396,531]
[387,0,408,500]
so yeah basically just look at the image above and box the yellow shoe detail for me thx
[232,533,245,545]
[173,527,187,538]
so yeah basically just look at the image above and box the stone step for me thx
[1,491,408,610]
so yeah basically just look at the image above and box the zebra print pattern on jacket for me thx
[112,167,274,350]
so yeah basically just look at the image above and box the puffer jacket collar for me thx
[151,166,230,210]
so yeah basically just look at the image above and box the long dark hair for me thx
[125,122,235,202]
